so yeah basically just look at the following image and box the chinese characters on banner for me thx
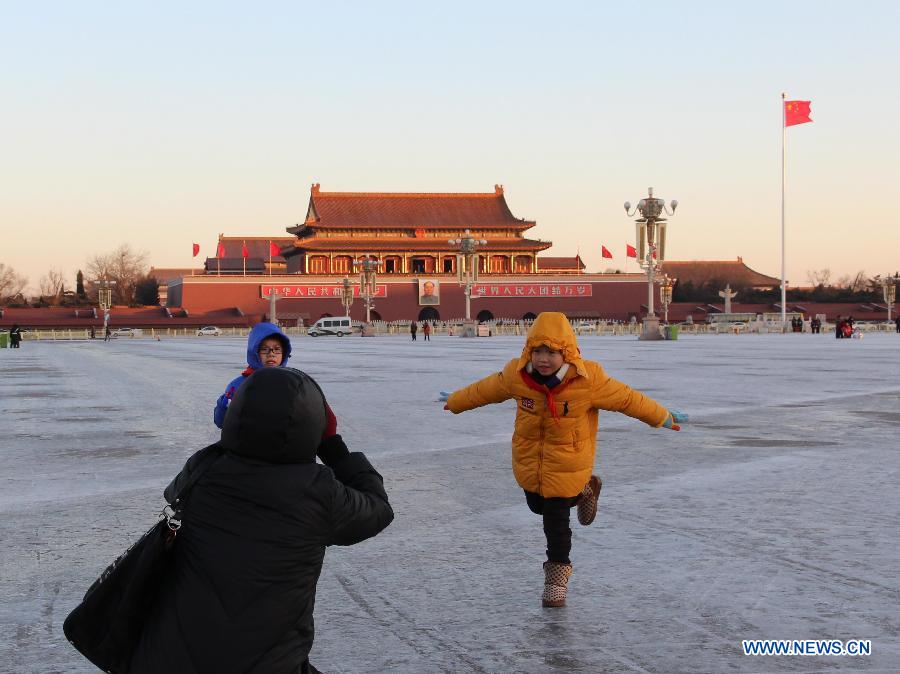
[260,285,388,298]
[472,284,592,297]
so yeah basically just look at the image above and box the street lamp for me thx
[449,229,487,337]
[95,279,116,335]
[340,277,354,318]
[883,275,897,324]
[659,275,674,324]
[354,257,379,326]
[624,187,677,340]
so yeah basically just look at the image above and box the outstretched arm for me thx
[444,363,515,414]
[591,371,672,428]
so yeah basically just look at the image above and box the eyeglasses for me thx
[258,347,283,356]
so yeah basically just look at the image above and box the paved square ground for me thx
[1,333,898,672]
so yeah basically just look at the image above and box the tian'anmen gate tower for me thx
[283,184,550,276]
[168,184,652,324]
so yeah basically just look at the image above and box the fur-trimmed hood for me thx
[515,312,587,377]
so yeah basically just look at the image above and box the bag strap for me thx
[163,446,223,531]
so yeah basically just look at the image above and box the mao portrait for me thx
[418,279,440,305]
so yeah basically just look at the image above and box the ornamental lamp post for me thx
[659,275,674,324]
[883,275,897,324]
[340,277,354,318]
[354,257,379,334]
[624,187,677,340]
[449,229,487,337]
[95,279,116,335]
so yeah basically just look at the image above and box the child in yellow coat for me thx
[441,312,688,607]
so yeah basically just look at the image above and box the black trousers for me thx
[525,491,579,564]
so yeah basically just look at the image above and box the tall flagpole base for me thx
[459,320,477,338]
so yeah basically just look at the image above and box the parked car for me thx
[111,327,143,338]
[197,326,221,337]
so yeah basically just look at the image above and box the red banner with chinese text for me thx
[471,283,592,298]
[260,284,388,299]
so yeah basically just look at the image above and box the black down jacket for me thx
[130,368,394,673]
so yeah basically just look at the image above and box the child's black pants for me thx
[524,491,579,564]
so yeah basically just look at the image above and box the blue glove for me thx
[670,410,689,424]
[438,391,450,402]
[662,410,689,430]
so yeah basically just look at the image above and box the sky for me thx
[2,1,899,294]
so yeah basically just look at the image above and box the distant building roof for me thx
[148,268,202,282]
[663,258,781,288]
[537,256,586,271]
[297,183,534,230]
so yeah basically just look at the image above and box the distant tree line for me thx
[672,268,897,304]
[1,244,159,307]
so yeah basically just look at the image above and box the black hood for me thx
[220,367,326,464]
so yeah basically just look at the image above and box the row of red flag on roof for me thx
[601,244,653,260]
[192,242,282,258]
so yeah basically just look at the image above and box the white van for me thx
[307,317,359,337]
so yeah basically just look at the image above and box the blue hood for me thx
[246,322,292,369]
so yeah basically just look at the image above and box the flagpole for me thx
[781,92,787,330]
[243,240,247,277]
[269,240,272,276]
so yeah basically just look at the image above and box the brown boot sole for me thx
[577,475,602,526]
[542,598,566,608]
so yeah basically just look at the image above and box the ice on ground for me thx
[1,333,899,672]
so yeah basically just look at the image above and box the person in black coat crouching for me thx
[130,367,394,674]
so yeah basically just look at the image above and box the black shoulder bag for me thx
[63,448,221,673]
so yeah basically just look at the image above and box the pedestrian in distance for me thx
[410,321,417,341]
[213,322,292,429]
[129,367,394,674]
[104,326,111,342]
[422,321,432,341]
[438,312,688,607]
[9,324,22,348]
[895,315,900,333]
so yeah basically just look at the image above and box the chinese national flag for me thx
[241,241,249,259]
[784,100,812,127]
[601,245,613,259]
[217,242,226,259]
[269,241,280,257]
[626,244,637,258]
[192,243,200,257]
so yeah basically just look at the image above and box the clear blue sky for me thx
[2,1,898,292]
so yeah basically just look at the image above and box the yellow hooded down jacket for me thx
[446,312,670,498]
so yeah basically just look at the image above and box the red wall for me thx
[174,275,651,322]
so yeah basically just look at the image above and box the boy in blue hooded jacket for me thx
[213,322,292,428]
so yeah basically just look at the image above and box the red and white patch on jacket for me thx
[520,397,535,410]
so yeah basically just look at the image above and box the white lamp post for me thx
[449,229,487,337]
[624,187,677,340]
[354,257,379,332]
[340,277,354,318]
[883,275,897,324]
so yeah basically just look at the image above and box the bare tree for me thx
[848,270,868,293]
[806,268,832,287]
[86,244,149,305]
[39,268,66,303]
[0,263,28,302]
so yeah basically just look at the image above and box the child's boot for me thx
[541,561,573,607]
[576,475,602,526]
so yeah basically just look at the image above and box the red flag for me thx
[241,241,249,258]
[626,244,637,258]
[192,243,200,257]
[784,100,812,127]
[269,241,280,257]
[217,242,226,259]
[601,245,612,259]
